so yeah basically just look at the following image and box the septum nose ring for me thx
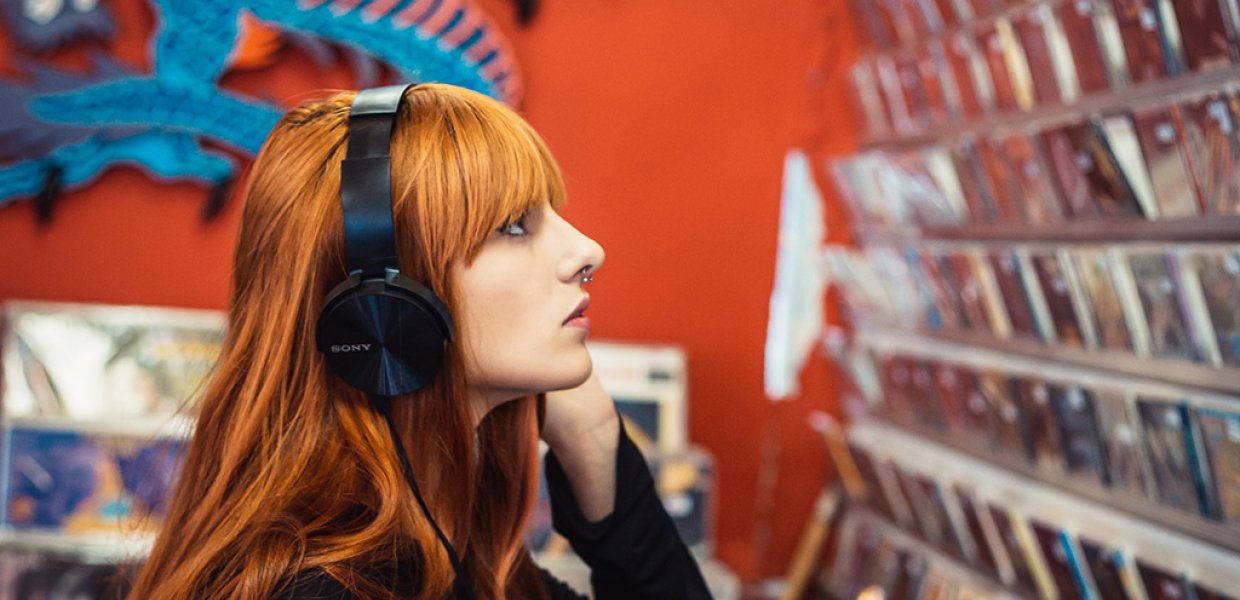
[581,266,594,284]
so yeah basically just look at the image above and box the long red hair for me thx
[129,84,566,599]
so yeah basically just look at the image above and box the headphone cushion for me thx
[316,276,451,396]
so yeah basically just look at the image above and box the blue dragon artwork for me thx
[0,0,525,222]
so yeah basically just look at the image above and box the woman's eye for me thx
[498,214,528,236]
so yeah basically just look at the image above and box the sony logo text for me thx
[330,344,373,353]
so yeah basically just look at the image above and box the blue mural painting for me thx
[0,0,524,222]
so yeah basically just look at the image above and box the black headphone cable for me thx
[370,395,477,600]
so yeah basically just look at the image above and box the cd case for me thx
[0,301,225,422]
[1,424,185,534]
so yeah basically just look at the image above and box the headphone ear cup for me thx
[316,276,452,396]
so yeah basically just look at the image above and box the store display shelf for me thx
[853,215,1240,245]
[859,64,1240,150]
[856,323,1240,397]
[856,0,1071,62]
[3,414,195,438]
[834,507,1026,600]
[850,421,1240,574]
[0,529,153,563]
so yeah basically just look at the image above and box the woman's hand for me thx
[542,370,620,521]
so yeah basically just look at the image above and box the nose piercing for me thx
[581,266,594,284]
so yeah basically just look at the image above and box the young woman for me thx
[128,84,710,599]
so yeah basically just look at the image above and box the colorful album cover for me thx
[1169,0,1238,71]
[910,360,950,434]
[848,63,890,139]
[1029,520,1087,600]
[1131,105,1201,217]
[874,56,914,135]
[833,517,880,594]
[2,426,185,533]
[934,365,983,441]
[912,246,967,329]
[979,371,1027,458]
[896,54,932,131]
[953,141,1001,221]
[917,45,954,126]
[1051,385,1106,481]
[977,139,1025,222]
[1078,537,1135,600]
[915,475,969,559]
[1055,0,1114,93]
[944,31,992,117]
[989,250,1040,338]
[1099,113,1159,218]
[1127,251,1199,361]
[1110,0,1179,83]
[1014,5,1067,105]
[1092,388,1154,498]
[986,504,1040,593]
[893,468,943,548]
[1072,249,1134,351]
[1,302,225,421]
[1014,377,1067,471]
[942,251,996,333]
[1136,560,1195,600]
[647,448,714,555]
[921,145,969,222]
[905,250,950,331]
[1041,119,1147,218]
[1196,405,1240,523]
[978,22,1021,111]
[917,250,967,331]
[879,356,917,427]
[1136,397,1207,513]
[1040,121,1099,218]
[1029,251,1086,346]
[1179,93,1240,215]
[998,132,1065,224]
[847,442,897,520]
[1189,248,1240,366]
[952,485,1000,577]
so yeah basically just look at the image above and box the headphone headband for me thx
[340,84,415,276]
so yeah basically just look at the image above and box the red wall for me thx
[0,0,859,580]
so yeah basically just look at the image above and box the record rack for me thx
[820,0,1240,597]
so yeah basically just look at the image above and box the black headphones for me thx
[315,84,475,600]
[315,84,456,397]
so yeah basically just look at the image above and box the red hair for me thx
[130,84,566,600]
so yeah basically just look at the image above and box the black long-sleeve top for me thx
[276,422,712,599]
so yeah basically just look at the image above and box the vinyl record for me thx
[1169,0,1239,71]
[1072,249,1135,351]
[1136,397,1206,513]
[1131,105,1202,216]
[1029,520,1088,600]
[1127,250,1199,361]
[1179,92,1240,214]
[1196,405,1240,523]
[1093,388,1154,499]
[1030,251,1086,346]
[1052,385,1107,481]
[1110,0,1178,83]
[1055,0,1113,93]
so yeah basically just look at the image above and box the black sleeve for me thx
[537,567,589,600]
[543,420,713,600]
